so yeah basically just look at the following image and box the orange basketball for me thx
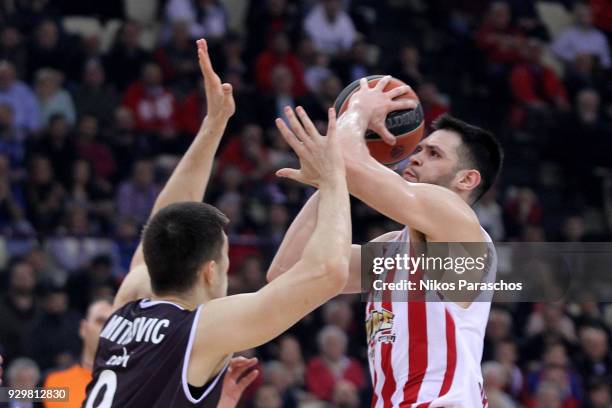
[334,75,424,166]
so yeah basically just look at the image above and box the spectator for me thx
[528,380,572,408]
[115,159,158,226]
[494,339,523,400]
[474,187,505,241]
[104,21,150,91]
[26,284,81,371]
[278,335,305,388]
[332,380,360,408]
[331,38,376,84]
[475,1,525,67]
[26,19,76,81]
[0,260,39,363]
[122,62,179,135]
[482,361,517,408]
[0,60,41,134]
[217,124,270,179]
[29,114,76,185]
[43,298,113,408]
[574,326,612,384]
[73,115,116,181]
[164,0,228,42]
[0,25,28,76]
[0,103,25,167]
[263,361,300,407]
[65,254,118,313]
[154,20,199,97]
[245,0,300,60]
[304,52,333,93]
[303,0,357,56]
[585,377,612,408]
[509,37,570,130]
[483,308,513,360]
[71,61,120,127]
[418,81,450,129]
[387,44,425,88]
[34,68,76,127]
[552,2,611,69]
[25,155,66,234]
[114,217,139,274]
[305,326,365,401]
[255,31,306,97]
[254,384,282,408]
[6,358,40,404]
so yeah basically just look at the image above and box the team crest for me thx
[365,308,395,346]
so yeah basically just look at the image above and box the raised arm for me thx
[191,108,351,383]
[335,77,482,241]
[113,39,235,310]
[266,190,362,293]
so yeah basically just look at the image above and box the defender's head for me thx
[143,202,229,300]
[403,114,503,204]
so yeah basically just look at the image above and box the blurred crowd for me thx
[0,0,611,407]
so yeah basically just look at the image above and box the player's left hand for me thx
[217,357,259,408]
[347,75,417,145]
[197,38,235,121]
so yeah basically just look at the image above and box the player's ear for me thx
[79,319,87,340]
[456,169,481,194]
[201,260,217,286]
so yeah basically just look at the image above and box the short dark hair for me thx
[143,202,229,295]
[432,114,503,202]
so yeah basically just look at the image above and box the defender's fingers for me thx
[375,75,392,91]
[275,168,304,181]
[221,83,233,94]
[276,118,307,156]
[197,39,220,84]
[237,369,259,389]
[387,85,413,99]
[296,106,319,138]
[326,108,337,139]
[285,107,314,148]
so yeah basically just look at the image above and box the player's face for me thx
[81,300,113,354]
[402,130,463,189]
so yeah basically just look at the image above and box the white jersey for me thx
[365,227,496,408]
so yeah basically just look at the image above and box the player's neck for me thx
[149,293,206,311]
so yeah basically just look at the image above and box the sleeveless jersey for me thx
[83,299,227,408]
[366,227,496,408]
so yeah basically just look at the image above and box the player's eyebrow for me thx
[421,142,445,155]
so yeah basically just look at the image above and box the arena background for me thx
[0,0,611,407]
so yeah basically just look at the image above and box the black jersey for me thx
[83,299,227,407]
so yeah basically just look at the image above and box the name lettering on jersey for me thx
[365,309,395,346]
[100,315,170,345]
[106,347,131,367]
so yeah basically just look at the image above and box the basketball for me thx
[333,75,425,166]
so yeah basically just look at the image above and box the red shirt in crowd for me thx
[305,356,365,401]
[122,82,179,133]
[254,52,307,96]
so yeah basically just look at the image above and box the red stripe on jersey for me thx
[380,266,396,407]
[368,300,378,408]
[371,370,378,408]
[438,309,457,397]
[402,243,428,405]
[401,301,428,404]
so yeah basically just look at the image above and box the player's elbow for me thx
[320,257,350,291]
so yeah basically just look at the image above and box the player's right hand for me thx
[197,38,235,121]
[275,106,344,188]
[347,75,417,145]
